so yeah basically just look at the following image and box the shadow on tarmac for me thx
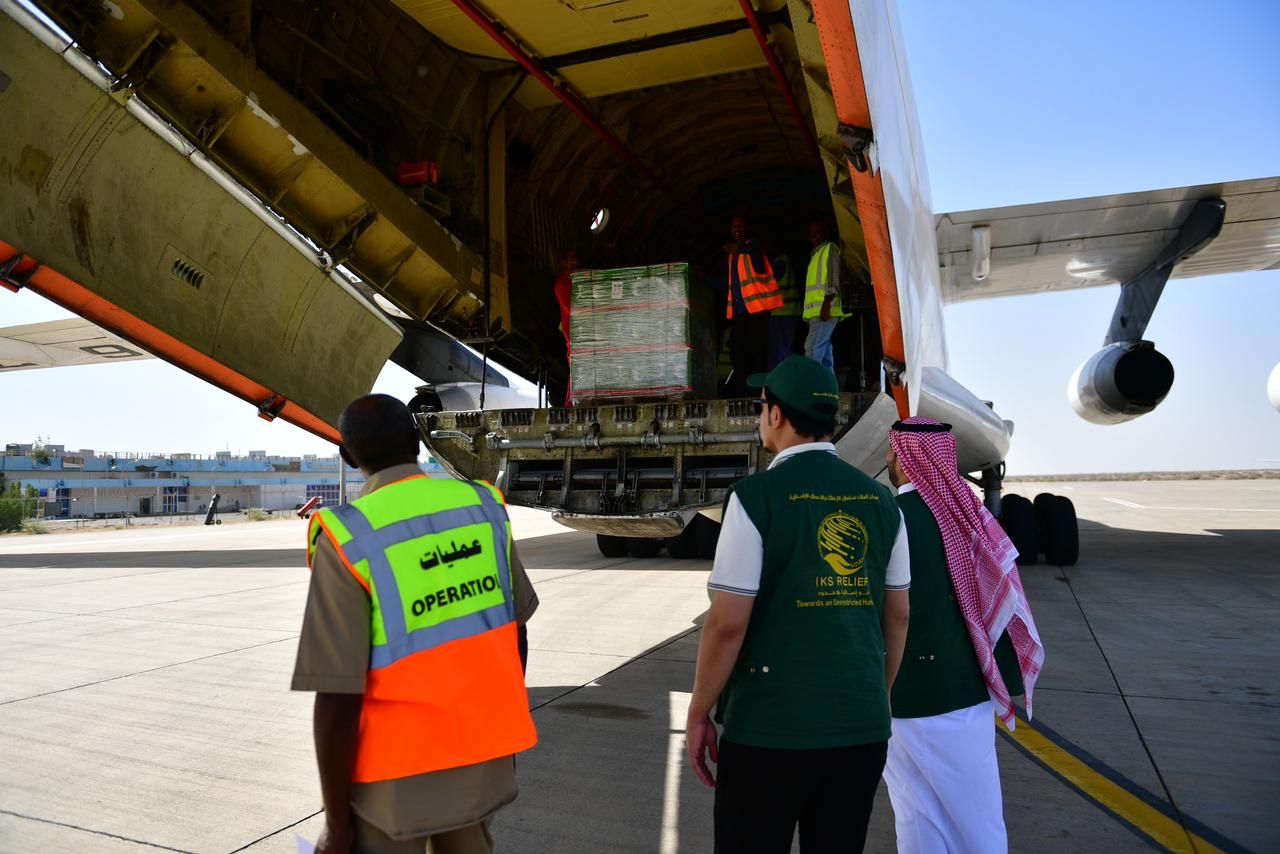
[515,529,715,572]
[499,519,1280,852]
[0,549,307,568]
[502,619,711,853]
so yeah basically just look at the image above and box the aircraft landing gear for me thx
[593,534,664,559]
[665,523,699,559]
[998,489,1079,567]
[977,465,1079,566]
[1035,493,1080,566]
[626,538,662,559]
[978,465,1005,516]
[999,494,1039,565]
[594,516,721,561]
[596,534,628,558]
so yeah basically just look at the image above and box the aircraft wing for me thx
[0,319,153,372]
[937,177,1280,304]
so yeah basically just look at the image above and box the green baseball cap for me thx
[747,355,841,421]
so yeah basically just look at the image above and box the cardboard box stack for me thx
[568,262,715,405]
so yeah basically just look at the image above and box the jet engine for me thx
[1068,341,1175,425]
[1269,363,1280,413]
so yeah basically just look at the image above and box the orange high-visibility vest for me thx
[727,251,784,319]
[308,474,537,783]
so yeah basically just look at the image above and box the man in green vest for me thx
[767,251,801,370]
[883,418,1042,854]
[802,220,847,373]
[686,355,912,853]
[292,394,539,854]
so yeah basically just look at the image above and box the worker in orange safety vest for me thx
[293,394,539,854]
[724,215,784,397]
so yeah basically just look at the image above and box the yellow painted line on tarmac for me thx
[1001,717,1225,854]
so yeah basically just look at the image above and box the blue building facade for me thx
[2,443,367,518]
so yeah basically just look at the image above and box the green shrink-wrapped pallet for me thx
[569,262,715,404]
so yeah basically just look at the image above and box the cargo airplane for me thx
[1,0,1277,563]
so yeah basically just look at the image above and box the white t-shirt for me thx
[707,442,911,597]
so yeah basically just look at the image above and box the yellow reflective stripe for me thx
[803,243,846,319]
[743,291,783,309]
[736,256,779,287]
[741,275,778,291]
[307,516,321,565]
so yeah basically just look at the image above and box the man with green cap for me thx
[686,355,912,853]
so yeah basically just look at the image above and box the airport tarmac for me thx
[0,479,1276,853]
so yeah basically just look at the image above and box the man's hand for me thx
[723,242,740,256]
[315,819,353,854]
[313,693,362,854]
[686,712,720,788]
[687,591,753,788]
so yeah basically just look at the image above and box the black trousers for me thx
[714,739,888,854]
[727,312,772,398]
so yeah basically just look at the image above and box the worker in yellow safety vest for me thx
[803,220,848,372]
[724,215,784,396]
[292,394,539,854]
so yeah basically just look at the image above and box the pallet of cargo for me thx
[568,262,716,406]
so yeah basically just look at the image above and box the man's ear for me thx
[338,444,356,469]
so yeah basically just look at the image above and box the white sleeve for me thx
[707,494,763,597]
[885,509,911,590]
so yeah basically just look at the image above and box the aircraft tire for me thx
[695,515,721,560]
[666,523,700,559]
[626,537,662,559]
[999,494,1038,565]
[597,534,629,558]
[1040,495,1080,566]
[1034,493,1057,554]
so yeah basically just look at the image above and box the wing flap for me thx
[938,177,1280,303]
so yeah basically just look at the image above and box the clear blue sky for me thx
[2,0,1278,472]
[897,0,1280,473]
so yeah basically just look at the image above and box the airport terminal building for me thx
[1,443,366,518]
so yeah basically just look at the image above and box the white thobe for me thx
[884,700,1008,854]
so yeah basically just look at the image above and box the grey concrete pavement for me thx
[0,483,1276,853]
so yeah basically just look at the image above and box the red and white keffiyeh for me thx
[890,417,1044,730]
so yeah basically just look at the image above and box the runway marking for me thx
[1001,713,1245,853]
[1101,497,1280,513]
[1143,506,1280,513]
[1103,498,1146,508]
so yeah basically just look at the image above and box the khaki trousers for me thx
[353,817,493,854]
